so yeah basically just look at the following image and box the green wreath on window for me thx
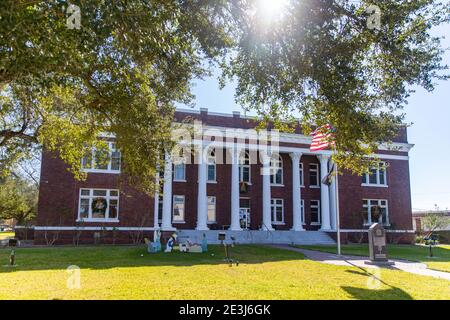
[92,197,108,214]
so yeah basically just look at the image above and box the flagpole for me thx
[333,146,341,256]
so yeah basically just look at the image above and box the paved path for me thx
[271,245,450,281]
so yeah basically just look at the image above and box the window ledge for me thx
[172,221,186,224]
[310,186,320,189]
[361,184,388,188]
[77,219,119,223]
[271,184,284,187]
[207,221,218,224]
[363,223,391,227]
[207,181,217,184]
[272,222,285,225]
[173,179,187,183]
[82,169,121,174]
[311,222,321,225]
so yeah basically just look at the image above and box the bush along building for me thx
[27,109,415,245]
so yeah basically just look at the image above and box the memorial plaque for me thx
[368,223,388,261]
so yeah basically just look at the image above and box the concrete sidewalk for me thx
[271,245,450,281]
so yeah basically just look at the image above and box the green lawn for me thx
[0,245,449,300]
[297,244,450,273]
[0,232,14,240]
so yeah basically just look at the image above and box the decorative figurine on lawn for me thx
[154,229,162,252]
[201,233,208,253]
[164,232,177,253]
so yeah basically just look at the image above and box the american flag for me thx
[310,124,335,152]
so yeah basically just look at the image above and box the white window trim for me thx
[299,162,305,187]
[239,151,251,184]
[172,195,186,223]
[270,154,283,186]
[363,199,390,226]
[207,196,217,224]
[301,199,305,225]
[309,163,320,188]
[271,198,284,225]
[207,149,217,183]
[173,162,186,182]
[77,188,120,222]
[82,142,121,174]
[310,200,321,225]
[362,162,388,187]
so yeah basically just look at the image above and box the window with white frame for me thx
[363,199,389,225]
[271,198,284,224]
[299,162,304,186]
[207,149,216,182]
[301,199,305,224]
[173,149,187,181]
[362,162,387,186]
[270,154,283,185]
[78,189,119,221]
[207,196,216,223]
[82,142,121,173]
[172,195,185,222]
[309,163,319,187]
[239,151,251,183]
[310,200,321,224]
[158,196,163,223]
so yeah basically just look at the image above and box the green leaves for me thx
[0,177,37,224]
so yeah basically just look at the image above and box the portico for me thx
[158,142,337,233]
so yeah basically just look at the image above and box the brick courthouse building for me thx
[32,109,415,244]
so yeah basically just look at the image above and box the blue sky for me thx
[183,21,450,211]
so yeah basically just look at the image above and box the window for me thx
[362,162,387,186]
[239,151,251,183]
[207,196,216,223]
[299,162,304,186]
[271,198,284,224]
[78,189,119,221]
[173,195,185,222]
[310,200,321,225]
[82,142,121,173]
[301,199,305,224]
[363,199,389,225]
[309,163,319,187]
[174,163,186,181]
[270,154,283,185]
[207,149,216,182]
[158,196,163,223]
[173,149,186,181]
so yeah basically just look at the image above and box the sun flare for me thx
[256,0,289,21]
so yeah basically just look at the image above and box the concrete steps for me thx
[176,230,336,245]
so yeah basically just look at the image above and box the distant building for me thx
[412,210,450,232]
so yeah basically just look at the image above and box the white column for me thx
[153,166,160,229]
[329,160,337,231]
[290,152,304,231]
[318,154,331,231]
[230,146,242,231]
[261,152,274,231]
[196,146,209,231]
[161,152,175,231]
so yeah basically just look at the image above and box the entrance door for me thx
[239,198,251,230]
[239,208,251,230]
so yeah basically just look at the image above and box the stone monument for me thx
[366,223,393,265]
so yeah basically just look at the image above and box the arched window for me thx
[270,154,283,185]
[207,148,216,182]
[239,151,251,183]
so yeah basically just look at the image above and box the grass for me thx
[297,244,450,273]
[0,232,14,240]
[0,245,449,300]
